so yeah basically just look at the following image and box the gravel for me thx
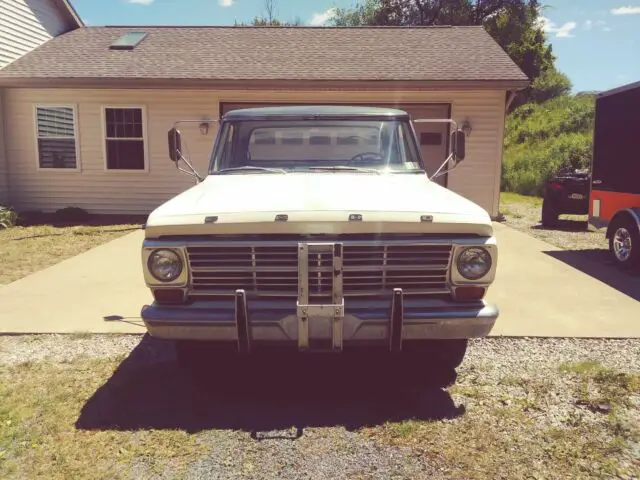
[2,334,639,372]
[1,334,638,479]
[499,200,609,252]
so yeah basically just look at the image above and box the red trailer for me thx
[589,81,640,271]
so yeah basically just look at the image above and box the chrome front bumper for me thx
[141,293,499,352]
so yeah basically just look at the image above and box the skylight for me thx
[109,31,147,50]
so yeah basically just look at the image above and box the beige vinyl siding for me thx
[0,0,75,69]
[0,90,8,203]
[3,87,507,216]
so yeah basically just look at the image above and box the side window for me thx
[104,107,146,170]
[35,105,78,169]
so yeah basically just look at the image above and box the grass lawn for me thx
[366,361,640,479]
[499,191,543,208]
[0,351,638,479]
[0,356,206,479]
[0,219,142,286]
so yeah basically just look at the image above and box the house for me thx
[0,0,83,203]
[0,22,528,217]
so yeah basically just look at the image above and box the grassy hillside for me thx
[502,94,596,196]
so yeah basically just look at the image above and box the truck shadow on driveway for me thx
[75,335,464,437]
[543,248,640,301]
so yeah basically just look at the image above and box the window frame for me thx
[33,104,81,172]
[101,105,149,173]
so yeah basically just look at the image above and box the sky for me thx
[71,0,640,93]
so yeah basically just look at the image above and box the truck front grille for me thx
[187,243,452,298]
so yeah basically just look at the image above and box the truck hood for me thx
[145,173,494,237]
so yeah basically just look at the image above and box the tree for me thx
[235,0,302,26]
[332,1,570,109]
[264,0,277,24]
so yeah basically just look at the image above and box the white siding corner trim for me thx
[33,103,81,172]
[100,105,150,174]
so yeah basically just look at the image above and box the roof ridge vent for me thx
[109,31,147,50]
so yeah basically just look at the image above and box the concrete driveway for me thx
[0,223,638,337]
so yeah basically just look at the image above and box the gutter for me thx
[0,77,532,90]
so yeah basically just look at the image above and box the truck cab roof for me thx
[221,105,411,122]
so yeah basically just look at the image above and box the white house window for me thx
[35,106,78,169]
[104,107,145,170]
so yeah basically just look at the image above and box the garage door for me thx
[220,102,450,186]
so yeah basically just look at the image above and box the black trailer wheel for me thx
[609,217,640,271]
[541,197,558,228]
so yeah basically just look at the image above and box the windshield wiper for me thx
[304,166,382,174]
[215,166,288,175]
[391,169,426,174]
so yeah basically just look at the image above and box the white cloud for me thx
[218,0,234,6]
[584,19,610,31]
[537,16,577,38]
[611,6,640,15]
[128,0,154,5]
[309,8,337,26]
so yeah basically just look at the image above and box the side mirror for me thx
[451,129,466,162]
[168,127,182,162]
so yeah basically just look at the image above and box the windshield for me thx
[209,119,424,174]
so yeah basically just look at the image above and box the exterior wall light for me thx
[199,122,210,135]
[461,120,472,137]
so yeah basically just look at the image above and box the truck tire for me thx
[541,198,558,228]
[609,217,640,271]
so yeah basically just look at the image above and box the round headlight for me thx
[456,247,492,280]
[148,249,183,282]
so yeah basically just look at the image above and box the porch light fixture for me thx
[199,121,210,135]
[461,120,472,137]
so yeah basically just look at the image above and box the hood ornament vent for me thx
[275,214,289,222]
[204,216,218,223]
[349,214,363,222]
[420,215,434,222]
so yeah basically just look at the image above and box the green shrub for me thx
[0,205,18,229]
[502,94,595,196]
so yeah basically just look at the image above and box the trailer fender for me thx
[606,208,640,238]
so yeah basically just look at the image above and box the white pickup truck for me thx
[141,106,498,373]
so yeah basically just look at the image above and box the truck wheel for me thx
[541,199,558,228]
[609,218,640,271]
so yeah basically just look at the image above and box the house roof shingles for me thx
[0,26,529,88]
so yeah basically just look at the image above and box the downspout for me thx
[0,89,9,205]
[492,90,518,221]
[505,90,517,112]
